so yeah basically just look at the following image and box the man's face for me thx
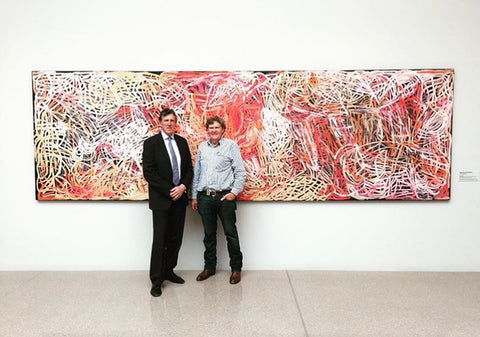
[207,121,225,144]
[160,113,177,137]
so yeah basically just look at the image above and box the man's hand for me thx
[220,192,236,201]
[170,184,186,201]
[191,199,198,210]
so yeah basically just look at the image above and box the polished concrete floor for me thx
[1,271,479,336]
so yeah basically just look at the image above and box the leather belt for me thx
[200,189,231,197]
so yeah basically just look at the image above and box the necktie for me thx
[167,137,180,185]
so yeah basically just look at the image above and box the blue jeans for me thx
[197,193,243,271]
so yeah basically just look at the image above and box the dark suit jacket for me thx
[142,133,193,210]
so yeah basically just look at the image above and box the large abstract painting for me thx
[32,70,454,201]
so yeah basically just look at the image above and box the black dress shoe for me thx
[165,272,185,284]
[196,269,216,281]
[229,271,241,284]
[150,285,162,297]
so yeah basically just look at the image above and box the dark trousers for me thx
[197,193,243,271]
[150,196,187,286]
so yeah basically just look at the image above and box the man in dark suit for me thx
[142,108,193,297]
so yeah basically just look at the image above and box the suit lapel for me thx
[157,134,173,178]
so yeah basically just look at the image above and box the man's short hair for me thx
[160,108,177,121]
[206,116,226,130]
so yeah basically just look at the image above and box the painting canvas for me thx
[32,70,454,201]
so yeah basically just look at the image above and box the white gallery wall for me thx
[1,0,479,271]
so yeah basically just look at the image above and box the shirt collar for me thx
[161,130,174,140]
[207,138,223,147]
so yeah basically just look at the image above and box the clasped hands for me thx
[169,184,186,201]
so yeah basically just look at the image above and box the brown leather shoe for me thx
[229,271,241,284]
[196,269,216,281]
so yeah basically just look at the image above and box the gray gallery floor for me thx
[1,270,479,336]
